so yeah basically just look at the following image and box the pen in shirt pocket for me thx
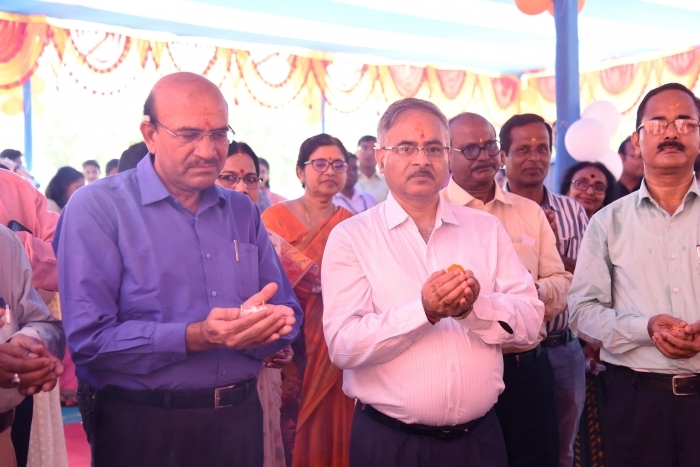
[234,240,240,262]
[696,245,700,264]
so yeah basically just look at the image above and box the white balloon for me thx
[582,101,621,136]
[600,148,623,181]
[564,118,610,162]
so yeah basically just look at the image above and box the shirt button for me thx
[206,254,211,259]
[212,291,217,297]
[670,222,675,227]
[222,370,227,375]
[195,217,200,223]
[680,360,686,365]
[672,254,677,259]
[673,287,679,294]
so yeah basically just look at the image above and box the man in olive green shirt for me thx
[569,83,700,467]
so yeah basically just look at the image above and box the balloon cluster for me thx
[565,101,624,180]
[514,0,585,15]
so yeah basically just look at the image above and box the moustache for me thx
[658,140,685,152]
[408,169,435,180]
[188,157,220,168]
[471,161,497,172]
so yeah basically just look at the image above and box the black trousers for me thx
[350,404,507,467]
[604,365,700,467]
[494,349,559,467]
[10,395,32,467]
[83,385,263,467]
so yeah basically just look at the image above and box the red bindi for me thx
[239,169,245,174]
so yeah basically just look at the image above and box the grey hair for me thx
[377,98,449,146]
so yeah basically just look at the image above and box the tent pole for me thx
[23,79,33,171]
[321,93,326,134]
[553,0,580,191]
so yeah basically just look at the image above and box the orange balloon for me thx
[547,0,585,15]
[515,0,550,15]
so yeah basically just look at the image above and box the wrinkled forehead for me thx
[386,110,448,144]
[644,90,699,121]
[450,117,496,144]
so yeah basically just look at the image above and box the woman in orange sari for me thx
[262,134,354,467]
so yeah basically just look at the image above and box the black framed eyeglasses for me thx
[452,140,501,160]
[304,159,349,173]
[636,119,700,135]
[153,121,235,146]
[571,179,607,194]
[374,145,449,158]
[217,174,261,188]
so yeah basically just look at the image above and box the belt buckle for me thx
[672,374,698,396]
[215,384,236,409]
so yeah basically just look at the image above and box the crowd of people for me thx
[1,72,699,467]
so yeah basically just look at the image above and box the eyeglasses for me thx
[217,174,261,188]
[154,121,235,146]
[636,119,700,135]
[571,179,607,194]
[452,140,501,160]
[304,159,349,173]
[374,145,450,158]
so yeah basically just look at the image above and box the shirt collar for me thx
[504,181,552,209]
[359,171,383,181]
[137,154,226,209]
[384,192,459,231]
[636,177,700,208]
[445,177,512,207]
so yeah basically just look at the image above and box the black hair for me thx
[357,135,377,146]
[635,82,700,130]
[0,149,22,162]
[617,136,632,155]
[105,159,119,174]
[499,114,553,156]
[228,141,260,176]
[45,167,84,209]
[559,161,617,209]
[258,157,271,188]
[82,160,100,170]
[143,91,156,121]
[118,142,148,173]
[297,134,349,170]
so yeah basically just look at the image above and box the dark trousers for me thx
[494,349,559,467]
[10,395,32,467]
[604,365,700,467]
[350,404,507,467]
[81,384,263,467]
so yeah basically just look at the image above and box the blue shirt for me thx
[569,179,700,374]
[53,156,302,390]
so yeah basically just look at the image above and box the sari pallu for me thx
[262,205,354,467]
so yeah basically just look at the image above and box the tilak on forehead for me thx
[668,103,681,112]
[416,121,425,138]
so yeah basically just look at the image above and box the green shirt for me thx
[569,179,700,374]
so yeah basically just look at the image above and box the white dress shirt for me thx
[333,189,377,214]
[322,194,543,426]
[356,171,390,203]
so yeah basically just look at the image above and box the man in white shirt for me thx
[334,154,377,214]
[322,98,544,467]
[355,135,390,202]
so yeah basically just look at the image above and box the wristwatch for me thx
[453,304,473,320]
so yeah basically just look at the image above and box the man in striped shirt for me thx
[501,114,589,467]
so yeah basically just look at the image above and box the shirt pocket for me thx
[231,241,260,301]
[511,242,538,281]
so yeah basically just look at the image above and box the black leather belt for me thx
[0,409,13,433]
[100,377,257,409]
[360,403,483,441]
[543,329,576,347]
[612,365,700,396]
[503,344,542,370]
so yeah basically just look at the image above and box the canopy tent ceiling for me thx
[4,0,700,75]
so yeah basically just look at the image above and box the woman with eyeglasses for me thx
[216,142,293,467]
[560,162,616,220]
[261,134,354,467]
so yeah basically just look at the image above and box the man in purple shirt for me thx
[53,73,302,467]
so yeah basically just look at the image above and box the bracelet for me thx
[453,304,473,321]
